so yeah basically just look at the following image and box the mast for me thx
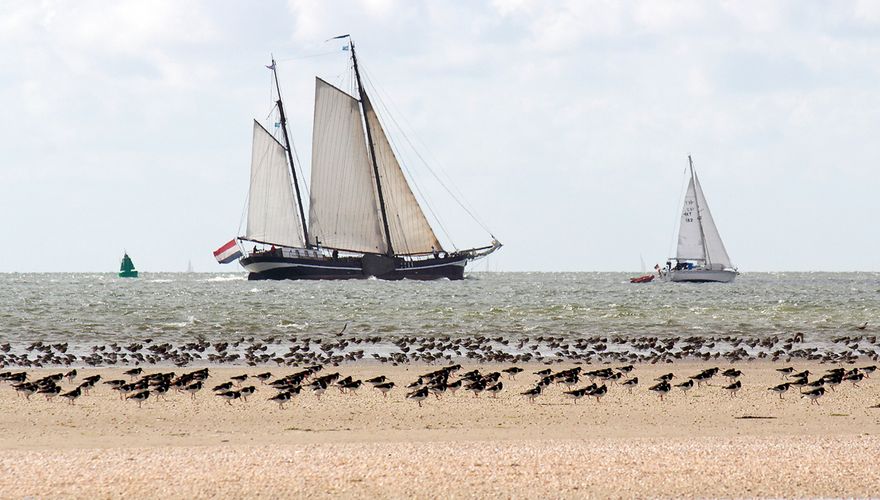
[688,155,709,265]
[270,57,310,247]
[349,38,395,256]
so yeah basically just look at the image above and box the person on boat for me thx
[432,247,439,259]
[332,249,339,260]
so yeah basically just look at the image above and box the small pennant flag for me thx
[342,45,350,51]
[213,239,242,264]
[265,61,276,70]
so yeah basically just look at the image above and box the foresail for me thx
[676,177,705,261]
[363,94,442,254]
[308,78,387,254]
[245,121,306,248]
[693,173,732,268]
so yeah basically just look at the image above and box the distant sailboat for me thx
[222,36,501,280]
[119,252,138,278]
[661,156,737,283]
[186,260,194,273]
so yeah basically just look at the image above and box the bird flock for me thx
[0,332,878,369]
[1,360,876,409]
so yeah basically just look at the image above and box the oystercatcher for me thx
[521,385,542,403]
[768,383,790,399]
[486,382,503,398]
[621,377,639,394]
[675,379,694,394]
[722,380,742,397]
[239,386,256,401]
[649,381,671,401]
[60,386,81,405]
[373,381,395,398]
[801,386,826,405]
[216,390,241,405]
[269,391,292,409]
[128,390,150,408]
[406,387,429,407]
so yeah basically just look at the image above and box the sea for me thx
[1,272,877,349]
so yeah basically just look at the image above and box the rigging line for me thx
[358,66,454,246]
[361,71,457,250]
[360,65,496,238]
[268,74,310,206]
[358,62,492,233]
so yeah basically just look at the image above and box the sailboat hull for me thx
[662,269,737,283]
[240,253,469,281]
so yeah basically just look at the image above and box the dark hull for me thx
[240,253,467,281]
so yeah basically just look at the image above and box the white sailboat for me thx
[661,156,738,283]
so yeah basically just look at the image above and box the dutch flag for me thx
[213,239,242,264]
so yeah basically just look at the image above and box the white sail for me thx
[245,121,306,248]
[693,171,732,268]
[363,95,442,254]
[675,168,732,268]
[676,177,704,261]
[308,78,387,254]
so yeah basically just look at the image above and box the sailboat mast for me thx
[349,40,395,256]
[688,155,709,265]
[270,57,311,247]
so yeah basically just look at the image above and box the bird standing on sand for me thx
[776,367,794,379]
[373,381,395,398]
[60,386,81,405]
[768,383,790,399]
[269,391,292,409]
[216,390,241,405]
[128,390,150,408]
[801,386,825,405]
[407,387,429,407]
[184,381,203,400]
[675,379,694,394]
[621,377,638,394]
[722,380,742,397]
[649,381,671,401]
[521,385,542,403]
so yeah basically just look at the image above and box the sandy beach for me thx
[2,361,879,498]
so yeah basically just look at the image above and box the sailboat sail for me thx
[675,170,732,268]
[693,172,731,267]
[308,78,386,254]
[362,95,442,254]
[245,121,306,248]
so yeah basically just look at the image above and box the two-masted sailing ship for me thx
[661,156,737,283]
[223,36,500,280]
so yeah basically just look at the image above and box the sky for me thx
[2,0,879,272]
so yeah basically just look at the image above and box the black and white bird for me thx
[675,379,694,394]
[768,383,790,399]
[563,387,588,404]
[216,390,241,405]
[184,381,203,400]
[65,369,77,383]
[239,386,256,401]
[721,369,743,382]
[591,384,608,402]
[649,381,671,400]
[723,380,742,397]
[373,382,395,398]
[621,377,639,394]
[365,376,387,386]
[801,386,826,405]
[406,387,429,407]
[521,385,542,403]
[269,391,292,409]
[486,382,503,398]
[213,382,233,392]
[123,367,143,379]
[655,373,675,382]
[60,386,82,405]
[776,367,795,379]
[502,367,524,380]
[128,390,150,408]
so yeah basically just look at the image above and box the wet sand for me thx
[2,362,880,497]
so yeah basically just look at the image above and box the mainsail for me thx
[308,78,386,254]
[245,121,306,248]
[363,95,442,254]
[675,166,732,268]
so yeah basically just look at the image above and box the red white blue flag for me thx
[213,239,242,264]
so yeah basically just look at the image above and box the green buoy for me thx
[119,252,138,278]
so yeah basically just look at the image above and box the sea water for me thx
[0,272,877,348]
